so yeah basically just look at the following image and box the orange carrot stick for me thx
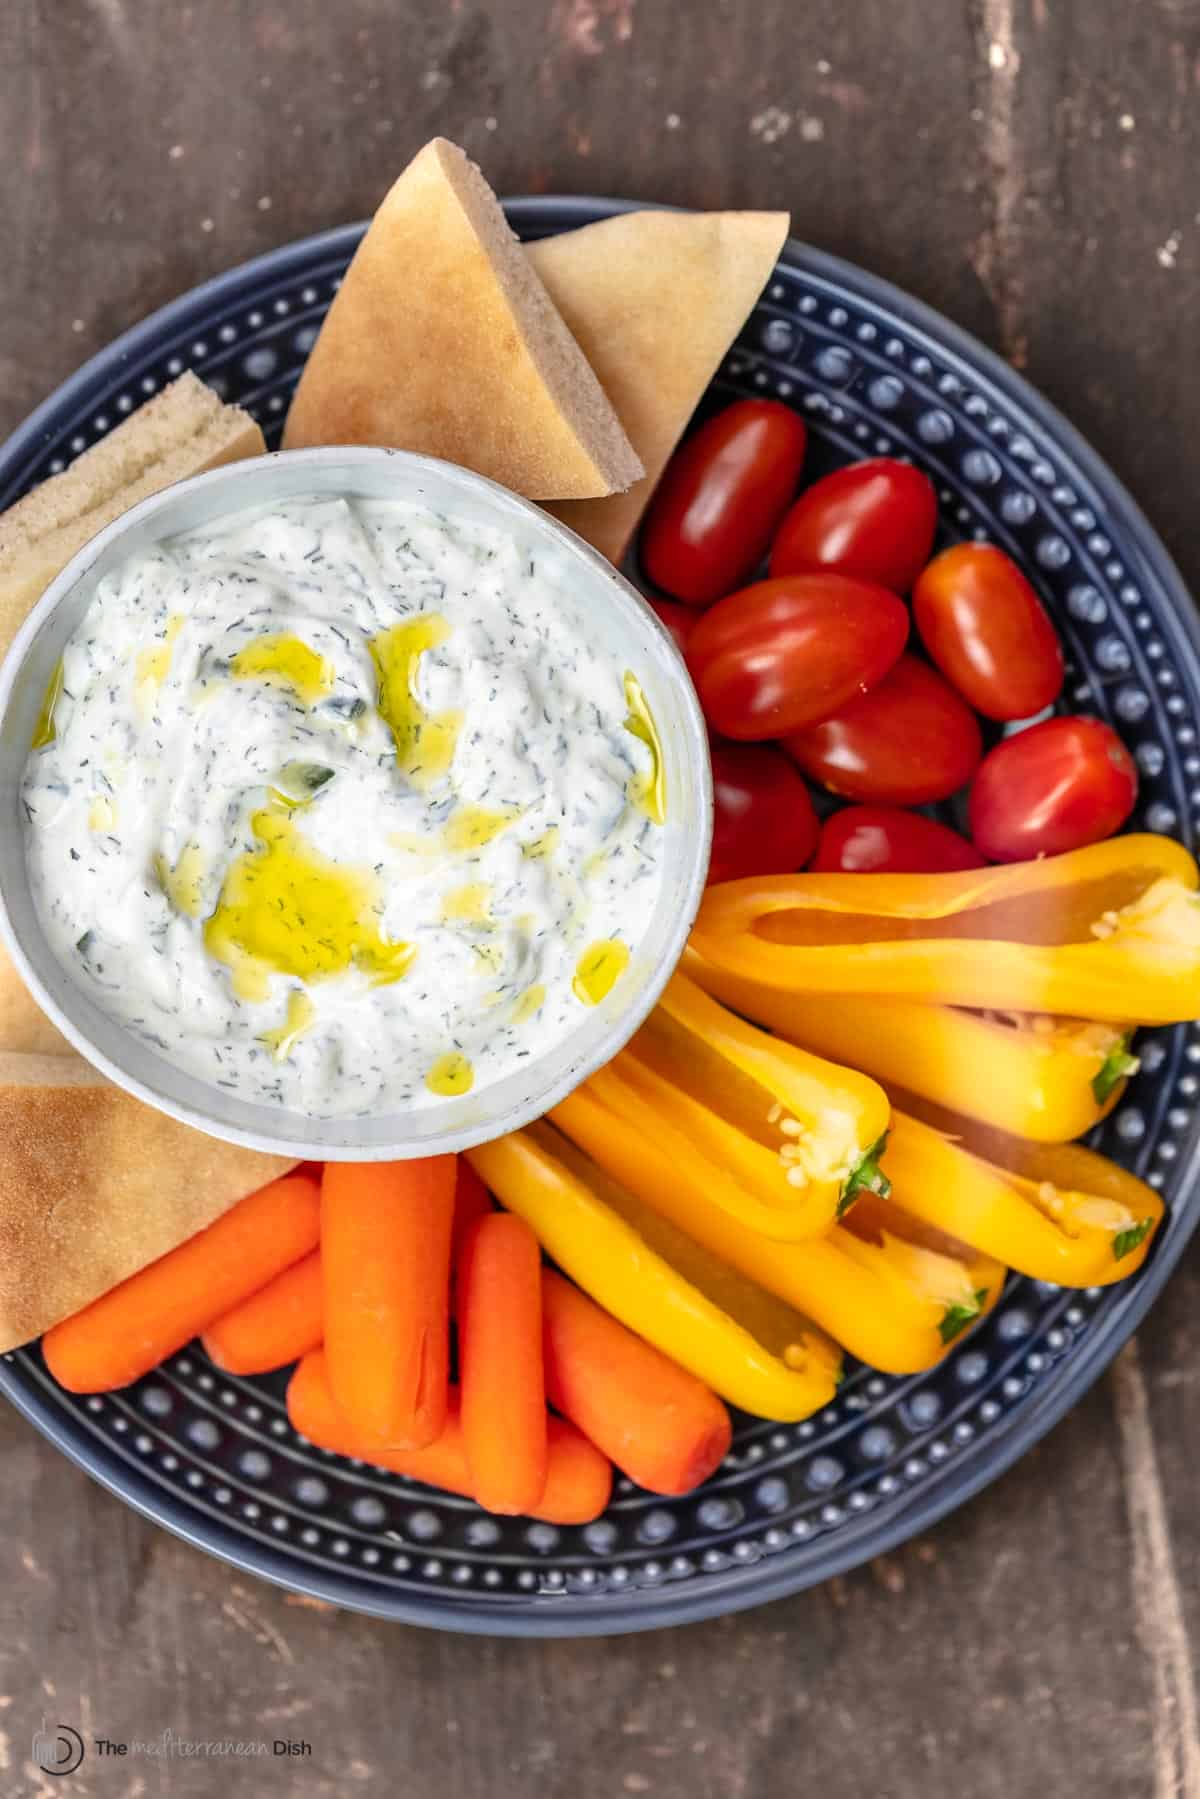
[201,1251,324,1375]
[43,1171,322,1394]
[205,1160,493,1380]
[451,1159,493,1276]
[287,1350,611,1524]
[539,1412,614,1524]
[321,1156,456,1450]
[541,1270,732,1496]
[458,1214,548,1513]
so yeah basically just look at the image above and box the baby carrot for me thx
[205,1162,491,1379]
[43,1170,322,1393]
[287,1350,611,1524]
[542,1270,732,1496]
[540,1412,614,1524]
[201,1251,323,1375]
[459,1214,548,1513]
[451,1159,493,1276]
[321,1156,456,1450]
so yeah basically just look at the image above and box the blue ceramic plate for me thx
[2,200,1199,1636]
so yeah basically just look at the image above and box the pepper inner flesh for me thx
[628,1006,783,1151]
[755,867,1160,949]
[971,1009,1129,1051]
[843,1190,980,1268]
[890,1094,1157,1216]
[626,1006,864,1199]
[881,1109,1163,1278]
[960,1124,1158,1238]
[530,1120,835,1371]
[838,1193,987,1313]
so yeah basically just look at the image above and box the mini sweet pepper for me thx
[614,972,891,1239]
[691,834,1200,1024]
[880,1109,1164,1286]
[684,947,1137,1143]
[552,1065,1003,1375]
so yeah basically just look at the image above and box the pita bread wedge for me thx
[0,370,269,1074]
[0,952,72,1058]
[282,139,642,500]
[0,372,264,660]
[528,209,789,563]
[0,1051,294,1351]
[0,380,283,1349]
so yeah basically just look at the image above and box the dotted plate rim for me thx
[1,196,1198,1636]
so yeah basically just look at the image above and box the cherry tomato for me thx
[968,715,1138,862]
[784,653,983,804]
[648,596,698,657]
[709,745,819,884]
[686,574,909,742]
[913,544,1064,721]
[811,805,986,874]
[640,400,808,606]
[769,458,938,594]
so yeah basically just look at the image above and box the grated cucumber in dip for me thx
[22,494,665,1117]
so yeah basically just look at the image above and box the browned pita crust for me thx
[0,1053,294,1351]
[282,139,642,500]
[0,954,72,1058]
[0,372,264,661]
[528,209,789,562]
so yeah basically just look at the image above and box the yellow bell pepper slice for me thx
[467,1122,842,1421]
[620,972,891,1237]
[836,1192,1005,1353]
[881,1109,1164,1286]
[692,834,1200,1024]
[684,946,1136,1143]
[553,1067,1004,1375]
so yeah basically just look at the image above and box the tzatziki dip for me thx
[22,493,666,1117]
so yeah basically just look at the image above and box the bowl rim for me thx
[0,442,713,1159]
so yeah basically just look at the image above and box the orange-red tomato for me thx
[913,544,1064,721]
[769,458,938,594]
[784,654,983,804]
[709,745,819,884]
[686,574,909,742]
[811,806,986,873]
[640,401,808,606]
[968,716,1138,861]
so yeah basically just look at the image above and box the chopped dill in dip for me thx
[22,494,666,1117]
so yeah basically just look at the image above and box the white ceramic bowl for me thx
[0,447,712,1159]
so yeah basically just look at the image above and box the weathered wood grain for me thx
[1,2,1197,1794]
[0,1365,1160,1799]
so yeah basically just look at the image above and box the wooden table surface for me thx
[2,3,1198,1795]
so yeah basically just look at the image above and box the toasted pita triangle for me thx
[528,209,789,562]
[0,373,263,662]
[283,139,642,500]
[0,1051,294,1351]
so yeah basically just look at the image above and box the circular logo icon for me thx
[32,1724,85,1777]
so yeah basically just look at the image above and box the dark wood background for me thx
[2,3,1198,1795]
